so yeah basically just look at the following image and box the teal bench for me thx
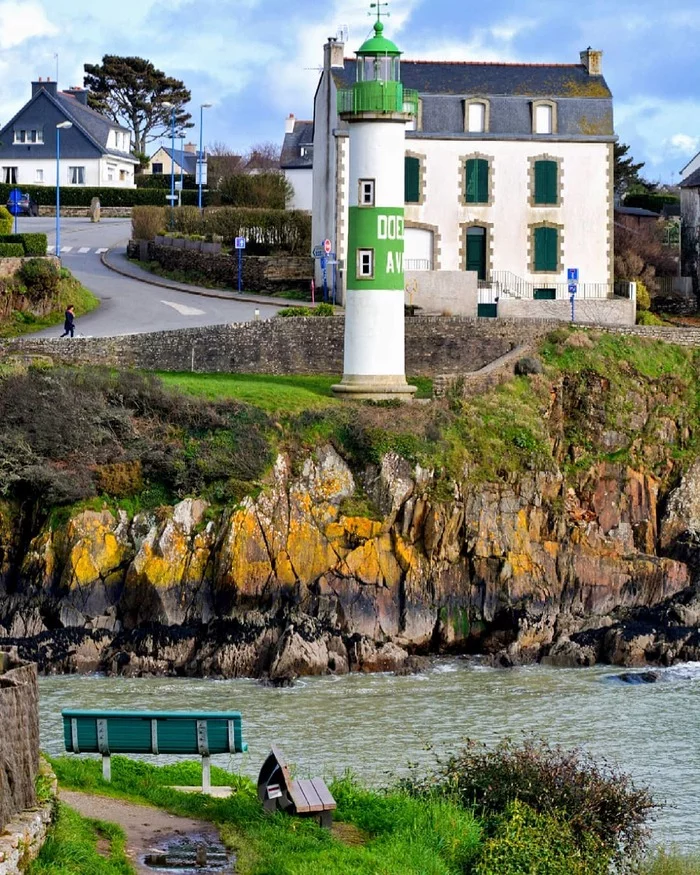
[62,709,247,791]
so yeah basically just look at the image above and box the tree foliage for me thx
[614,142,648,196]
[83,55,192,154]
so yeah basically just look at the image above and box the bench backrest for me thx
[62,710,247,756]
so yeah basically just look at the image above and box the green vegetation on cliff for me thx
[0,267,99,338]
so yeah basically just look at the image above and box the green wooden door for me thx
[534,226,558,272]
[466,226,487,280]
[405,157,420,203]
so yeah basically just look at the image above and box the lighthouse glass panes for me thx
[358,56,400,82]
[357,249,374,278]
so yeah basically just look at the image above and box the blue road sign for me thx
[7,189,22,217]
[312,245,325,258]
[568,283,578,295]
[235,236,246,250]
[567,268,579,282]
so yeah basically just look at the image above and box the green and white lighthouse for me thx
[332,6,419,401]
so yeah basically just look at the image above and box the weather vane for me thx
[369,2,390,24]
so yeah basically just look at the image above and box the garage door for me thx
[404,228,433,271]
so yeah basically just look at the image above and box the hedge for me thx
[0,233,48,256]
[0,243,25,257]
[624,193,680,213]
[136,174,198,190]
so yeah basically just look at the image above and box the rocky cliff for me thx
[2,333,700,678]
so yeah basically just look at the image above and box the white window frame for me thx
[467,102,486,133]
[13,129,43,144]
[533,101,556,135]
[69,166,86,185]
[356,248,374,279]
[359,178,375,207]
[2,166,18,184]
[35,169,44,183]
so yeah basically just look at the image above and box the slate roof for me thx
[680,168,700,188]
[615,206,660,218]
[334,60,612,98]
[57,93,135,161]
[280,120,313,170]
[157,147,201,175]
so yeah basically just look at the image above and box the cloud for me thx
[0,0,57,48]
[666,134,700,157]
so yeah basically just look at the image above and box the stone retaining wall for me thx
[0,650,39,832]
[3,317,700,378]
[0,759,57,875]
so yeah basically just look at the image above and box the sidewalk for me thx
[101,248,308,308]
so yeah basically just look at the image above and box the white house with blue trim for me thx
[0,79,138,188]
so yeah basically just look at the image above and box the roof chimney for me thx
[580,47,603,75]
[64,86,88,105]
[184,142,196,154]
[323,36,345,71]
[32,79,58,98]
[285,113,296,134]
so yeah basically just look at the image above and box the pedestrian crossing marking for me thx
[78,247,90,253]
[60,246,73,252]
[96,248,108,254]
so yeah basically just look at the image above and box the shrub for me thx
[0,206,12,235]
[0,243,24,257]
[403,737,656,870]
[131,206,165,240]
[278,306,312,317]
[167,205,203,236]
[0,233,48,256]
[637,310,664,326]
[315,302,335,316]
[474,800,610,875]
[636,280,651,311]
[18,258,60,300]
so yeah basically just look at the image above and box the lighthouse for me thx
[332,8,418,401]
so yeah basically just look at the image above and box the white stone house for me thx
[143,143,202,177]
[280,114,313,211]
[311,39,629,321]
[0,80,137,188]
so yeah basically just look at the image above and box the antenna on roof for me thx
[54,53,58,86]
[337,24,349,43]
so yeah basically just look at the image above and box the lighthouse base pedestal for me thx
[331,374,417,402]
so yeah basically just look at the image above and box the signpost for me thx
[313,240,334,302]
[567,268,579,322]
[235,236,246,292]
[7,189,22,233]
[195,159,208,186]
[324,238,332,255]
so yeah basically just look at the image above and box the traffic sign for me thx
[7,189,22,216]
[312,245,325,258]
[567,268,579,282]
[568,283,578,295]
[235,237,246,250]
[323,238,332,254]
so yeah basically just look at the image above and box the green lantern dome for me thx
[357,21,401,56]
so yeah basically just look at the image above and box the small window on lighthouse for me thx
[359,179,375,206]
[357,248,374,278]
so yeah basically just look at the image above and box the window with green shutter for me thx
[405,156,420,203]
[533,226,559,272]
[534,160,558,205]
[466,158,489,204]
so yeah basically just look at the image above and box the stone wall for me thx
[0,256,60,279]
[4,317,700,378]
[0,759,57,875]
[0,650,39,832]
[498,296,636,325]
[405,270,478,317]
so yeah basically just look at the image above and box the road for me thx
[15,217,281,338]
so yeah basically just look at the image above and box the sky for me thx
[0,0,698,183]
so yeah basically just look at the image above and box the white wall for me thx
[399,138,611,284]
[284,168,312,211]
[405,269,478,316]
[1,157,136,187]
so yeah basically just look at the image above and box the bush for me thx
[637,310,664,326]
[474,800,609,875]
[18,258,61,300]
[278,303,335,318]
[131,206,165,240]
[0,206,12,235]
[624,193,679,213]
[403,738,656,870]
[0,233,48,256]
[0,243,24,257]
[636,280,651,311]
[219,171,292,209]
[166,205,202,236]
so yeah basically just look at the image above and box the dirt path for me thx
[60,790,233,874]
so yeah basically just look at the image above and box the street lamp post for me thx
[198,103,212,213]
[169,106,176,228]
[179,132,185,207]
[55,121,73,258]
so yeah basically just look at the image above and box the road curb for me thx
[99,249,302,307]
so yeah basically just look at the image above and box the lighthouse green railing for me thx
[338,84,419,116]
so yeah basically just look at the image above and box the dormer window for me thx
[465,100,489,134]
[533,101,557,135]
[14,128,43,144]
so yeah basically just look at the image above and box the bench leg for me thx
[202,755,211,794]
[102,755,111,783]
[319,810,333,829]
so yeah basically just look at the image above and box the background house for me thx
[143,143,202,177]
[311,38,619,318]
[0,79,137,187]
[280,114,313,211]
[681,168,700,295]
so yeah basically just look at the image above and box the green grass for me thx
[28,803,132,875]
[158,372,434,414]
[0,270,99,338]
[641,850,700,874]
[47,756,481,875]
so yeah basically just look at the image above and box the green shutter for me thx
[405,156,420,203]
[466,158,489,204]
[534,226,558,271]
[534,160,557,205]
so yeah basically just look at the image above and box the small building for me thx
[143,143,201,176]
[680,168,700,296]
[0,79,138,187]
[280,114,313,211]
[615,205,660,230]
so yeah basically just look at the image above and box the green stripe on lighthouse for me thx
[348,206,405,290]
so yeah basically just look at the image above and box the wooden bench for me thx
[62,709,247,791]
[257,745,336,828]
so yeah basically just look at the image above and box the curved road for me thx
[18,217,281,338]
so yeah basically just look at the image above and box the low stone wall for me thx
[498,296,636,326]
[405,270,478,317]
[0,759,57,875]
[39,206,132,218]
[0,256,60,279]
[433,343,532,397]
[0,650,39,831]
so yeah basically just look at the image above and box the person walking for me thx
[60,305,75,338]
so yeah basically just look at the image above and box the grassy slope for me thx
[0,270,99,338]
[45,757,481,875]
